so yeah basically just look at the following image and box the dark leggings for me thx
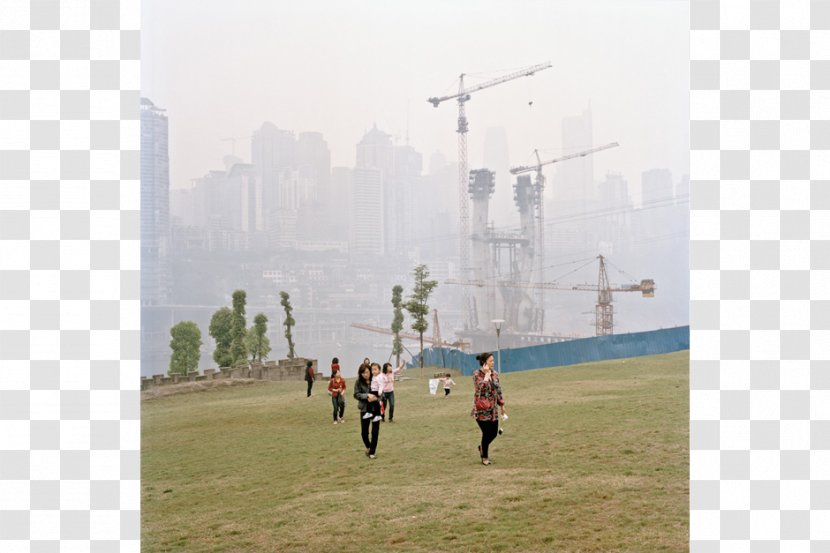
[360,414,380,455]
[382,391,395,420]
[477,419,499,458]
[306,380,313,397]
[331,395,345,421]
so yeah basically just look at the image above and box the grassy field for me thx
[142,351,688,553]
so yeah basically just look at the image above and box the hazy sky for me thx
[142,0,689,206]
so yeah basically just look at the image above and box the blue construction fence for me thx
[411,326,689,376]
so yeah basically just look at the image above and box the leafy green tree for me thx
[209,307,234,367]
[391,285,404,367]
[230,289,248,366]
[403,264,438,377]
[169,321,202,376]
[280,291,296,359]
[244,313,271,363]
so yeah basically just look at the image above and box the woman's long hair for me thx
[358,363,371,383]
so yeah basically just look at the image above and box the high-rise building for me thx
[140,97,171,306]
[388,144,422,256]
[597,172,632,252]
[140,97,172,376]
[350,167,384,255]
[351,126,393,255]
[226,162,262,234]
[482,126,512,227]
[297,131,331,200]
[550,108,594,216]
[356,124,393,173]
[251,122,296,217]
[329,167,352,240]
[641,168,674,205]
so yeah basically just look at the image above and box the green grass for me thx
[142,351,688,553]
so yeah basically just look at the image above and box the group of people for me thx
[303,352,507,465]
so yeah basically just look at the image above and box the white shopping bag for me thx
[428,378,439,395]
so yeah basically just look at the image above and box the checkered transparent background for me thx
[0,0,140,551]
[1,0,827,549]
[691,0,830,550]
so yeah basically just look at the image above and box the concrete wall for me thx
[141,358,320,391]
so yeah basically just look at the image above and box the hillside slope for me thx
[142,351,689,553]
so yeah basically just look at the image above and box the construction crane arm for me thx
[445,278,656,297]
[350,323,471,349]
[427,62,552,107]
[510,142,620,175]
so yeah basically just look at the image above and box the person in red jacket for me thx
[328,371,347,424]
[305,361,316,397]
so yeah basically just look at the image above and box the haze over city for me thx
[140,0,690,377]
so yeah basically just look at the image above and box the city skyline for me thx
[141,0,689,210]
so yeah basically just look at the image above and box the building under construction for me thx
[428,63,655,353]
[450,166,656,353]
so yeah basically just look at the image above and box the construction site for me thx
[355,62,662,355]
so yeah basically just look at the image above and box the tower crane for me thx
[428,62,552,331]
[446,254,655,336]
[509,142,620,333]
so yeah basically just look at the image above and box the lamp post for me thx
[492,319,504,373]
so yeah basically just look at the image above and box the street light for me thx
[492,319,504,373]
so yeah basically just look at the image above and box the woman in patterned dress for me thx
[471,352,507,466]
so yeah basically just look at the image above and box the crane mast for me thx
[428,62,552,330]
[509,142,619,334]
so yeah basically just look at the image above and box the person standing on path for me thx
[380,360,404,422]
[471,352,507,466]
[305,360,316,397]
[328,371,346,424]
[354,363,381,458]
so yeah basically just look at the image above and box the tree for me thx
[403,264,438,377]
[280,291,296,359]
[230,289,248,366]
[391,285,404,367]
[209,307,234,367]
[244,313,271,363]
[169,321,202,376]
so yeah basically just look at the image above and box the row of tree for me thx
[168,290,297,376]
[167,264,438,377]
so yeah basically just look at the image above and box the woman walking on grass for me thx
[472,352,507,466]
[354,363,381,458]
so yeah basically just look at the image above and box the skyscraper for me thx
[251,122,297,217]
[140,97,170,307]
[550,108,594,216]
[352,126,393,255]
[140,97,171,376]
[388,144,423,256]
[350,167,384,255]
[297,131,331,201]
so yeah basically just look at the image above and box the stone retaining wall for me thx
[141,358,321,391]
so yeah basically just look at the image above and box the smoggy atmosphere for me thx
[140,0,690,378]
